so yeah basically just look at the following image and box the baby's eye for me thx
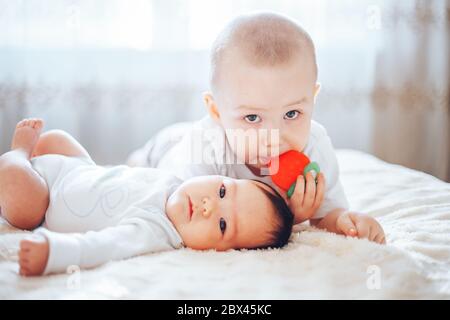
[219,183,226,198]
[284,110,300,120]
[244,114,261,123]
[219,217,227,235]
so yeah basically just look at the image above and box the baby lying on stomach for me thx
[0,119,293,276]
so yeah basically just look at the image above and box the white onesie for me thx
[30,154,183,275]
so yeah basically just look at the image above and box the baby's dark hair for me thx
[251,180,294,249]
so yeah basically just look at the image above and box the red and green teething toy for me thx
[269,150,320,198]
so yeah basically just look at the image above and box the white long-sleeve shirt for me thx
[30,155,183,275]
[131,116,349,219]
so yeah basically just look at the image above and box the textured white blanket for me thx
[0,150,449,299]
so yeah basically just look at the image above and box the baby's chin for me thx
[228,152,268,167]
[246,163,268,171]
[165,190,185,224]
[245,157,272,169]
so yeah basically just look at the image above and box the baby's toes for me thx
[16,119,28,128]
[374,233,386,244]
[31,118,43,130]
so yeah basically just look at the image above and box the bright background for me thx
[0,0,448,181]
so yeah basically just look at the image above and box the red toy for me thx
[269,150,320,198]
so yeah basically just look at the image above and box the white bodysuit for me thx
[30,154,183,275]
[131,116,349,219]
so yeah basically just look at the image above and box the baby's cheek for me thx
[286,130,309,152]
[185,224,217,250]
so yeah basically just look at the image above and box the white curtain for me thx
[0,0,448,182]
[371,0,449,181]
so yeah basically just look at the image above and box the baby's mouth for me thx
[188,197,193,220]
[259,156,272,166]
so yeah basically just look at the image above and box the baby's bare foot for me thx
[18,234,49,276]
[11,118,44,159]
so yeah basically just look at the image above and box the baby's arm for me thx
[310,208,386,244]
[19,209,182,276]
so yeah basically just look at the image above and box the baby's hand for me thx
[287,172,325,224]
[336,212,386,244]
[18,234,49,276]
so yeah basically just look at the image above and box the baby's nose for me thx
[201,197,213,217]
[260,132,280,150]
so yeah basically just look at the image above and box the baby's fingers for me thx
[374,232,386,244]
[287,175,305,207]
[303,172,316,208]
[355,220,370,239]
[313,172,325,209]
[371,224,386,244]
[337,214,358,237]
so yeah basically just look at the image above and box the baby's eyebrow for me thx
[220,179,237,242]
[282,97,307,108]
[237,97,306,110]
[236,104,268,111]
[228,179,238,239]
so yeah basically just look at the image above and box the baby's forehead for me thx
[238,180,278,210]
[234,180,278,225]
[224,43,312,72]
[250,179,276,194]
[236,178,270,192]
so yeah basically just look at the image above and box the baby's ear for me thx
[203,91,221,122]
[313,83,321,103]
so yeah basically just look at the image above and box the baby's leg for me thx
[0,119,49,230]
[31,129,92,160]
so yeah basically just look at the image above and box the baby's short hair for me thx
[251,180,294,249]
[210,12,318,92]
